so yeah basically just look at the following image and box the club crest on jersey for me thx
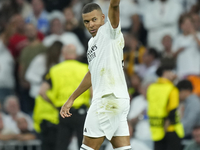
[87,44,97,63]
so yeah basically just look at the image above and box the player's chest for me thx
[87,37,111,64]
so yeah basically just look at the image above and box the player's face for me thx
[82,10,105,37]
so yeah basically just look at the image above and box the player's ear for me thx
[102,14,105,22]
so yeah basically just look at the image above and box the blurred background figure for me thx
[16,116,36,140]
[63,7,88,50]
[43,10,85,58]
[128,79,155,150]
[39,44,91,150]
[128,73,142,100]
[177,80,200,140]
[18,23,47,114]
[143,0,183,52]
[25,41,63,99]
[160,35,176,69]
[3,95,33,134]
[123,34,146,77]
[172,14,200,79]
[25,0,49,34]
[0,31,15,105]
[135,48,160,81]
[147,66,184,150]
[8,14,44,61]
[184,126,200,150]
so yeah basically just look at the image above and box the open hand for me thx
[60,99,74,118]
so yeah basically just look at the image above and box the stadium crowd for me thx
[0,0,200,149]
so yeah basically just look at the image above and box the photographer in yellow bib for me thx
[147,66,184,150]
[33,44,90,150]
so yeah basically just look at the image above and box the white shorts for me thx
[83,94,130,140]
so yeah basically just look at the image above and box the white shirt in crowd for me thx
[3,112,33,134]
[143,0,183,52]
[87,17,129,100]
[128,95,152,141]
[25,53,63,98]
[0,40,15,89]
[96,0,139,30]
[43,32,85,56]
[25,54,46,98]
[128,95,153,150]
[135,60,160,81]
[172,33,200,78]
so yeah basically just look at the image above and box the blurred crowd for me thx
[0,0,200,150]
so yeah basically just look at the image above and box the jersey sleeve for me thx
[107,16,122,39]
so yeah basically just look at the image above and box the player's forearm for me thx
[69,71,92,101]
[109,0,120,28]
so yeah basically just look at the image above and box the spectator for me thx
[136,48,160,80]
[184,126,200,150]
[25,41,63,99]
[43,11,85,57]
[16,116,36,141]
[8,14,44,60]
[123,34,146,77]
[0,0,32,29]
[172,14,200,78]
[0,112,18,141]
[130,14,148,46]
[177,80,200,139]
[147,66,184,150]
[64,7,88,49]
[0,115,35,141]
[160,35,176,68]
[128,73,142,99]
[0,33,15,105]
[18,23,47,114]
[26,0,49,34]
[191,13,200,32]
[39,45,90,149]
[68,0,84,22]
[143,0,183,52]
[43,0,72,12]
[128,79,155,150]
[96,0,139,31]
[3,95,33,134]
[33,94,59,150]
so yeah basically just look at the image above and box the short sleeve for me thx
[107,16,122,39]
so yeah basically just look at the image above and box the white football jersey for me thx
[87,17,129,100]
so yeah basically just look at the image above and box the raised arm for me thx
[60,71,92,118]
[108,0,120,28]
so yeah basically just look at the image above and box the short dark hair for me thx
[147,48,159,59]
[82,3,102,14]
[177,80,193,91]
[193,125,200,130]
[179,13,193,27]
[156,66,174,77]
